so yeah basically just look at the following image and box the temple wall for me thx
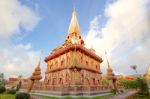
[45,50,102,87]
[69,50,101,72]
[46,50,101,71]
[45,69,102,86]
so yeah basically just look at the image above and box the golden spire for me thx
[68,8,80,35]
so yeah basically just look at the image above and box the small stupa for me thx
[28,61,42,92]
[105,54,117,90]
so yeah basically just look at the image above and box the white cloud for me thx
[0,44,44,78]
[0,0,42,79]
[7,63,16,72]
[84,0,150,75]
[0,0,40,39]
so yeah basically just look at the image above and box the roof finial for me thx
[73,6,76,13]
[39,50,43,62]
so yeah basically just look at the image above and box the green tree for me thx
[130,65,149,95]
[0,73,6,86]
[136,77,149,95]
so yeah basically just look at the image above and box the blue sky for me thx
[16,0,107,54]
[0,0,149,78]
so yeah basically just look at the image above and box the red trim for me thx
[44,44,102,62]
[45,67,102,74]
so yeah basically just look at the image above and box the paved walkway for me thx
[108,90,138,99]
[30,92,112,99]
[30,95,45,99]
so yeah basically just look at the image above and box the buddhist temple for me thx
[44,9,103,95]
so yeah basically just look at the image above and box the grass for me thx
[31,93,114,99]
[0,93,15,99]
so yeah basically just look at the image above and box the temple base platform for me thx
[21,85,111,96]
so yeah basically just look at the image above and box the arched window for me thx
[81,56,83,63]
[59,78,63,84]
[93,78,96,85]
[98,80,100,84]
[86,61,88,65]
[81,74,84,83]
[47,79,49,84]
[67,55,69,62]
[61,60,64,67]
[87,78,90,84]
[52,78,55,85]
[96,65,99,70]
[55,61,58,67]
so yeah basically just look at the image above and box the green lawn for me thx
[0,94,15,99]
[32,93,114,99]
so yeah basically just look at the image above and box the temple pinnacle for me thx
[68,8,80,35]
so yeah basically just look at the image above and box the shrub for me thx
[111,89,117,94]
[121,77,149,96]
[120,80,138,89]
[0,86,6,93]
[15,92,30,99]
[7,89,16,94]
[136,78,149,95]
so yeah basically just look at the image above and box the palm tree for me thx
[130,65,139,74]
[0,73,6,86]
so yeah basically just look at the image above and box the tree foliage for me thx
[120,79,138,89]
[121,77,149,95]
[136,78,149,95]
[0,73,6,86]
[0,86,6,93]
[15,92,30,99]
